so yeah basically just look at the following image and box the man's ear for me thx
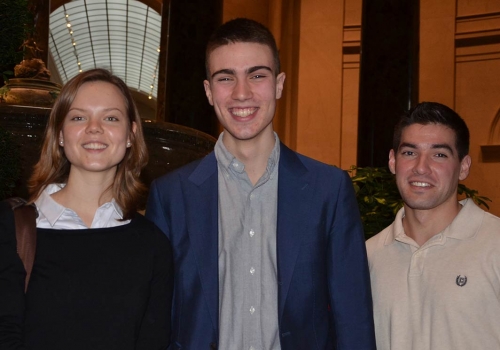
[275,72,286,99]
[388,149,396,175]
[203,80,214,106]
[458,155,472,181]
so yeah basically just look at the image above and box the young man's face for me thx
[203,42,285,145]
[389,123,471,212]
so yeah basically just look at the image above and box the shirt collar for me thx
[214,131,281,176]
[386,198,482,246]
[35,183,124,228]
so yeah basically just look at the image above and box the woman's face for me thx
[59,81,136,178]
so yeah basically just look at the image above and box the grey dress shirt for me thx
[215,133,281,350]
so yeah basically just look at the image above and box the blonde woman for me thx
[0,69,172,349]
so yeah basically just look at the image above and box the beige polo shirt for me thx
[366,199,500,350]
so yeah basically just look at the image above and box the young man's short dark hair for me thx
[393,101,470,160]
[205,17,281,78]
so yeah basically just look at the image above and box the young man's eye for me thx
[401,151,415,156]
[435,153,448,158]
[251,74,266,79]
[217,77,232,82]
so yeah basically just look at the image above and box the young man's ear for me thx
[203,80,214,106]
[388,149,396,175]
[458,155,472,181]
[275,72,286,99]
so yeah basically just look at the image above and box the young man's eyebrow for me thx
[211,66,273,79]
[211,69,235,78]
[398,142,455,154]
[247,65,273,74]
[431,143,454,154]
[398,142,416,150]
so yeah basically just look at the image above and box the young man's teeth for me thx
[83,143,107,150]
[232,108,255,117]
[411,182,430,187]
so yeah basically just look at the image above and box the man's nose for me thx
[231,79,252,100]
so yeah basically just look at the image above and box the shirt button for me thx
[250,267,255,275]
[249,306,255,315]
[232,162,239,168]
[250,193,255,200]
[249,229,255,237]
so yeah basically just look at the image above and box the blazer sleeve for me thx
[135,224,173,350]
[146,180,171,238]
[328,171,376,349]
[0,201,27,350]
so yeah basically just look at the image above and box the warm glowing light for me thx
[67,23,71,28]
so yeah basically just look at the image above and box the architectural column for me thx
[28,0,50,64]
[357,0,419,167]
[156,0,221,136]
[294,0,345,165]
[419,0,456,106]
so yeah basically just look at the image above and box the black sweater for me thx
[0,201,173,350]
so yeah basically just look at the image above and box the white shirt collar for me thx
[35,183,126,229]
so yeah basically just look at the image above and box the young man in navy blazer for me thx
[146,18,376,350]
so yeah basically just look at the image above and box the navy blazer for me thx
[146,143,376,350]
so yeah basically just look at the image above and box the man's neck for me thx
[402,200,462,246]
[222,131,276,185]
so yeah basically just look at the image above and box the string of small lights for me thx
[63,6,82,73]
[149,47,160,100]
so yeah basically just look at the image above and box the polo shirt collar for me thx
[385,198,482,246]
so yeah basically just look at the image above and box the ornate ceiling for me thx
[49,0,162,99]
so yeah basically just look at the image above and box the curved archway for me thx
[487,107,500,144]
[480,107,500,162]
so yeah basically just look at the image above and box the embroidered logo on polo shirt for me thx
[456,275,467,287]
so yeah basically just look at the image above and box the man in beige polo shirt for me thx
[367,101,500,350]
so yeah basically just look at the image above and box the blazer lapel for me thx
[276,144,314,322]
[184,153,220,335]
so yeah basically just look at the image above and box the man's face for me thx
[203,42,285,145]
[389,123,471,212]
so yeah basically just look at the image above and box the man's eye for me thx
[217,77,231,82]
[402,151,414,156]
[435,153,448,158]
